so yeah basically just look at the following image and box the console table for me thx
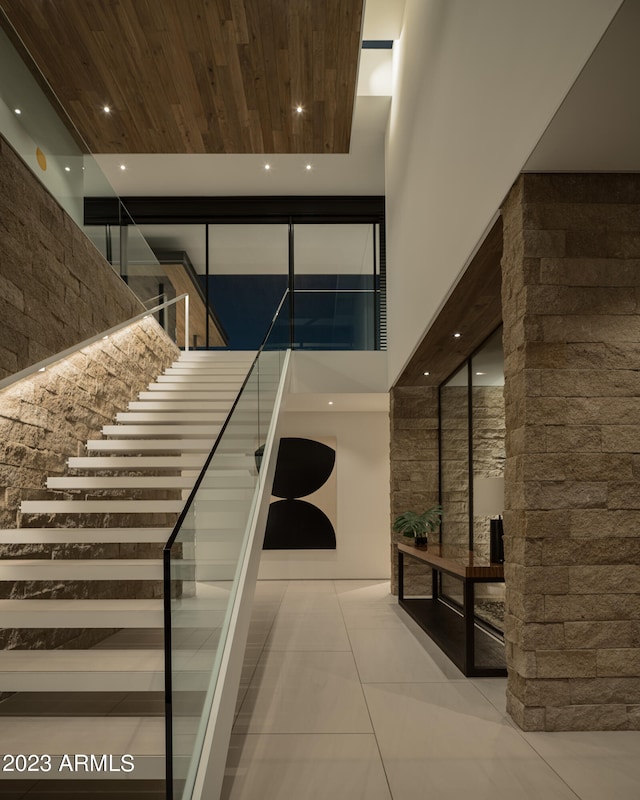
[397,542,506,677]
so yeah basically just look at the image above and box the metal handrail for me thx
[0,293,190,392]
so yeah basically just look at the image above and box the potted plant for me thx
[392,506,442,548]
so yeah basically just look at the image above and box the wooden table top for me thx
[397,542,504,579]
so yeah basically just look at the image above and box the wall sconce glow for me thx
[475,371,485,375]
[119,164,126,171]
[14,108,21,115]
[38,367,46,372]
[264,164,271,171]
[453,332,462,338]
[103,105,111,113]
[103,335,109,340]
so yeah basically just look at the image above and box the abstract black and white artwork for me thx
[263,437,337,550]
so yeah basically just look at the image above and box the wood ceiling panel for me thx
[0,0,363,154]
[396,218,504,388]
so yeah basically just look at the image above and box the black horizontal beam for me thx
[85,196,385,226]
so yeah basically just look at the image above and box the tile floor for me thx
[222,579,640,800]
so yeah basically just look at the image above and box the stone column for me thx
[389,385,439,594]
[502,173,640,731]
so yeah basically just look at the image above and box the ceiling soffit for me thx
[396,218,503,388]
[0,0,364,154]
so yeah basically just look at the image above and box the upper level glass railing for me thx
[163,293,290,799]
[290,288,379,350]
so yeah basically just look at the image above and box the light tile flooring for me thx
[223,579,640,800]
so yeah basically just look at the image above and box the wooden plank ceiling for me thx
[0,0,364,154]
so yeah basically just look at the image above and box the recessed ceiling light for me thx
[453,332,461,338]
[475,371,485,375]
[64,166,71,172]
[328,401,333,405]
[296,105,303,113]
[423,371,430,376]
[119,164,126,171]
[264,163,271,171]
[14,108,21,115]
[103,105,111,113]
[305,164,312,171]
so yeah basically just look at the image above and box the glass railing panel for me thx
[292,289,377,350]
[165,298,289,799]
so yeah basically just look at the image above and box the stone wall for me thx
[0,316,179,649]
[472,385,506,561]
[0,134,143,378]
[0,134,180,650]
[389,386,439,594]
[440,382,469,551]
[502,173,640,731]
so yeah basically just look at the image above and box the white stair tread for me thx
[0,717,164,778]
[0,599,164,627]
[0,649,213,692]
[145,385,239,396]
[156,374,244,384]
[86,440,213,452]
[165,367,249,375]
[132,394,242,405]
[85,439,255,453]
[21,500,184,514]
[101,424,223,437]
[68,455,208,469]
[68,455,252,470]
[118,411,229,422]
[47,476,196,489]
[0,528,172,543]
[0,559,164,580]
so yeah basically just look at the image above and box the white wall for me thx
[258,409,390,580]
[385,0,622,386]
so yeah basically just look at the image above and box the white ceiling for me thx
[525,0,640,172]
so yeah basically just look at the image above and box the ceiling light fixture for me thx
[64,166,71,172]
[119,164,126,171]
[328,401,334,405]
[475,371,485,375]
[103,105,111,113]
[14,108,21,115]
[305,164,312,171]
[296,105,303,113]
[423,371,430,376]
[453,332,461,338]
[264,163,271,171]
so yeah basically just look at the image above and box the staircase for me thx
[0,350,257,797]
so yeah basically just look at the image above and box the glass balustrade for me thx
[163,295,289,799]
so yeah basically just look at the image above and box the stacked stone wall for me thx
[0,317,179,650]
[502,173,640,731]
[0,134,180,650]
[0,134,143,378]
[389,386,439,594]
[472,385,506,561]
